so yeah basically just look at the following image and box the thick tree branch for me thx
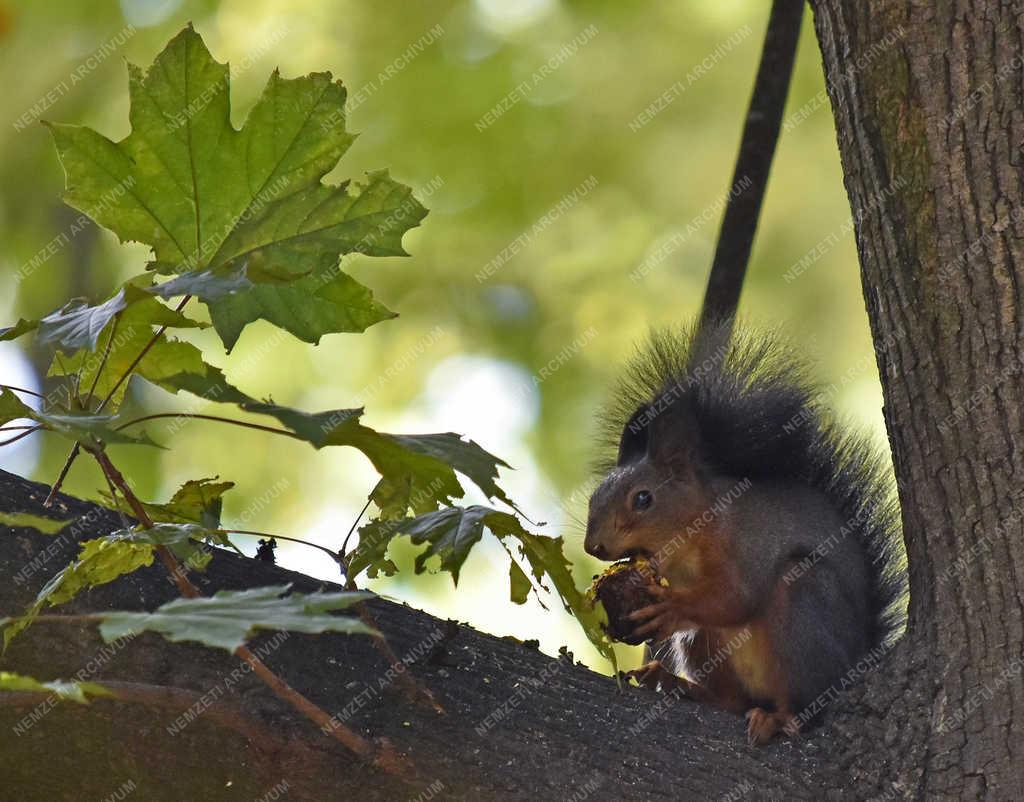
[0,468,831,800]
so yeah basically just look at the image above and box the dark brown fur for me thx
[586,321,907,743]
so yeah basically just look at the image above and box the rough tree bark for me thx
[1,2,1020,800]
[811,0,1024,799]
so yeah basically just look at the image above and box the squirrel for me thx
[584,319,907,745]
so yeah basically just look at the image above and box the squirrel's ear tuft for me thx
[616,405,651,465]
[645,398,701,479]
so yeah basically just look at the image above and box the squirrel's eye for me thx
[632,490,653,511]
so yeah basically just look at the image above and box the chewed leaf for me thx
[143,479,234,528]
[45,25,425,349]
[100,479,235,531]
[96,584,377,652]
[0,672,112,704]
[38,538,155,608]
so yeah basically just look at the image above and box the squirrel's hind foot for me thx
[744,707,800,746]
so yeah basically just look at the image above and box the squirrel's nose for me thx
[585,539,610,560]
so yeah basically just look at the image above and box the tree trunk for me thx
[810,0,1024,799]
[1,3,1020,800]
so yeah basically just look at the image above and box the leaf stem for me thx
[101,457,131,530]
[84,316,119,405]
[115,412,301,441]
[220,529,343,565]
[45,296,192,507]
[340,496,373,570]
[0,426,44,447]
[52,352,79,409]
[0,384,47,400]
[97,295,193,415]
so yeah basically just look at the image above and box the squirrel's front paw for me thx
[627,589,696,642]
[624,659,684,691]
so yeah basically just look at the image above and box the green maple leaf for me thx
[238,402,510,517]
[45,24,423,349]
[508,530,616,667]
[48,283,228,410]
[347,504,617,667]
[140,478,235,527]
[209,270,396,348]
[349,505,514,584]
[0,389,33,426]
[97,584,376,653]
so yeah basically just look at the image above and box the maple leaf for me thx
[46,24,420,348]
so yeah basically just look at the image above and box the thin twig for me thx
[334,496,443,711]
[101,459,131,530]
[43,443,78,508]
[233,644,408,776]
[356,603,446,715]
[85,445,410,776]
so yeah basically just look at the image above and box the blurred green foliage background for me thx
[0,0,886,671]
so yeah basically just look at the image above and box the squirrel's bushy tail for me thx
[598,318,908,647]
